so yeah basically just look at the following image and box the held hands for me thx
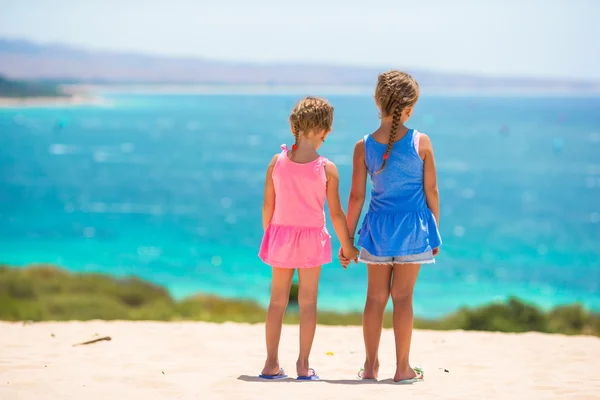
[338,243,359,269]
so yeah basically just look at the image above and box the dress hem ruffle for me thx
[357,209,442,257]
[259,256,332,269]
[357,258,436,265]
[259,223,332,269]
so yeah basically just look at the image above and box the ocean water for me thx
[1,92,599,317]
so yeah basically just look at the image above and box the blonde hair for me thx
[289,96,334,150]
[374,70,420,173]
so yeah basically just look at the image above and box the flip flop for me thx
[357,368,377,381]
[259,368,288,380]
[394,367,424,385]
[296,368,320,381]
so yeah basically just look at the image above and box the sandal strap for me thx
[413,367,424,379]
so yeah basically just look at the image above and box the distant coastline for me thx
[64,83,600,97]
[6,83,600,109]
[0,75,105,108]
[2,84,598,109]
[0,94,105,108]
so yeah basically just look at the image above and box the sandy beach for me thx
[1,321,598,400]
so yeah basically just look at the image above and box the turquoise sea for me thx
[1,90,599,317]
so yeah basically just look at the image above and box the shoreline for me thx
[2,85,599,107]
[64,83,600,97]
[0,94,109,108]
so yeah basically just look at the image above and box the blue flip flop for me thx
[259,368,288,380]
[297,368,320,381]
[394,367,424,385]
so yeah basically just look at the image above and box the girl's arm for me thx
[346,139,368,238]
[325,161,359,261]
[420,134,440,227]
[262,155,279,230]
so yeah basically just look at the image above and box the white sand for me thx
[1,321,599,400]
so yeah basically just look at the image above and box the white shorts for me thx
[358,247,435,265]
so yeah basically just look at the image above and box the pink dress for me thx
[259,144,332,269]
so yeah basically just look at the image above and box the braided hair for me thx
[374,70,420,174]
[292,123,300,150]
[289,97,334,151]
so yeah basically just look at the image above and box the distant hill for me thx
[0,75,67,98]
[0,38,598,92]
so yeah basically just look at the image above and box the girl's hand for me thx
[337,247,352,269]
[432,247,440,256]
[342,245,359,265]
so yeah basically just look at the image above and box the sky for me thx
[1,0,599,80]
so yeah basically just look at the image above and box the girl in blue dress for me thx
[340,70,442,383]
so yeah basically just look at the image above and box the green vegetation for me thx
[1,265,598,336]
[0,75,68,98]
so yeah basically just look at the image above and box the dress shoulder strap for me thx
[316,155,328,168]
[277,144,289,160]
[273,144,289,173]
[412,130,422,156]
[362,134,375,174]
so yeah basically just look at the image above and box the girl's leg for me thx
[296,266,322,377]
[390,263,421,382]
[262,267,295,376]
[362,264,393,379]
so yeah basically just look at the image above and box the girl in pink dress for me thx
[258,96,359,381]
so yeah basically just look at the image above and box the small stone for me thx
[162,371,165,375]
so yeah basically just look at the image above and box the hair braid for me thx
[292,123,300,151]
[375,105,400,174]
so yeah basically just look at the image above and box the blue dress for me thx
[357,129,442,263]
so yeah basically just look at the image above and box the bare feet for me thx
[393,365,421,382]
[360,360,379,380]
[261,359,281,376]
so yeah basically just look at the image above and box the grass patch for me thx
[0,265,598,336]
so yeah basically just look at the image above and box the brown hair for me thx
[289,96,334,150]
[374,70,420,173]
